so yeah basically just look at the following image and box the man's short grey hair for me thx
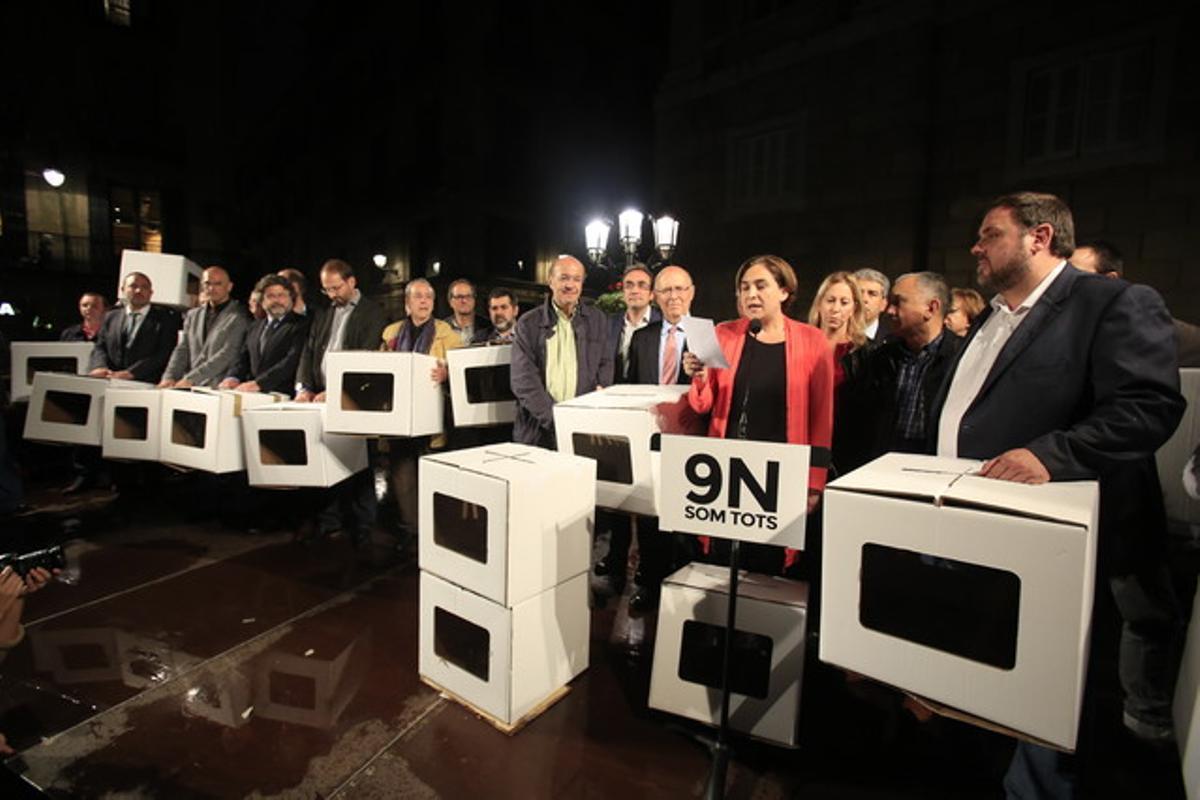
[896,271,949,316]
[405,278,435,298]
[853,268,890,296]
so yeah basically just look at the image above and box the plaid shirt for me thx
[893,331,946,447]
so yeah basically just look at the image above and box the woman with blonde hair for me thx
[808,271,867,384]
[945,287,985,336]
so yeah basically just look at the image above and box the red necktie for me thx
[661,325,678,385]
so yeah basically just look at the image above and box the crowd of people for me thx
[8,189,1195,799]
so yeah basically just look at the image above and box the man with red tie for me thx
[596,265,696,611]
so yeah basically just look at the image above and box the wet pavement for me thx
[0,464,1190,799]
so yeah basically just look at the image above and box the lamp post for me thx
[584,208,679,273]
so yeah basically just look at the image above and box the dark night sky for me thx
[2,1,672,291]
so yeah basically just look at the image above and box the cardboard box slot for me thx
[258,429,309,466]
[434,606,491,682]
[678,620,773,700]
[171,409,208,449]
[42,390,92,425]
[433,491,489,565]
[27,357,81,383]
[269,670,317,708]
[859,543,1021,670]
[464,364,515,403]
[571,433,634,484]
[340,371,393,412]
[113,406,150,441]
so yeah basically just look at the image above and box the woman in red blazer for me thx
[685,255,835,572]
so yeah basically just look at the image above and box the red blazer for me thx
[688,317,835,492]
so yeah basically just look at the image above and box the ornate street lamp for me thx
[584,208,681,273]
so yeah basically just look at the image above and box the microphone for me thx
[735,320,762,439]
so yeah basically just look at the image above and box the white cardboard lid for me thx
[663,562,808,606]
[827,452,1098,527]
[557,384,691,411]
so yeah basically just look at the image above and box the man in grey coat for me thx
[510,255,614,448]
[159,266,251,388]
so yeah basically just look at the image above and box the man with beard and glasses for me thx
[220,274,309,396]
[929,192,1184,799]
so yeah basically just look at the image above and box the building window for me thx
[111,187,163,256]
[1010,30,1171,178]
[1022,44,1153,163]
[727,121,804,212]
[104,0,132,27]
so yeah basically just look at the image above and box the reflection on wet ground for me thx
[0,469,1190,799]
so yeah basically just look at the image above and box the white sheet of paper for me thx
[683,318,730,369]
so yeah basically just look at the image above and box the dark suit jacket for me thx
[229,312,310,395]
[835,329,963,475]
[89,304,182,383]
[624,319,690,386]
[928,266,1184,571]
[296,295,389,393]
[608,307,661,382]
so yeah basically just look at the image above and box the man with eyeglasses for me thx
[596,265,697,611]
[295,259,388,403]
[443,278,492,346]
[294,259,388,553]
[606,264,660,381]
[511,255,614,448]
[159,266,251,389]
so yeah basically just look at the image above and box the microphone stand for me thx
[704,319,760,800]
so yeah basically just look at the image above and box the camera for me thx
[0,545,67,578]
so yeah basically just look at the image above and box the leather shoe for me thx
[629,587,659,613]
[61,476,90,495]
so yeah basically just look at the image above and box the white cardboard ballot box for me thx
[10,341,94,402]
[24,373,151,446]
[820,453,1099,751]
[183,667,254,729]
[241,403,368,488]
[1157,368,1200,528]
[253,631,371,729]
[419,444,595,607]
[447,344,517,427]
[1174,582,1200,800]
[419,570,589,727]
[118,249,202,309]
[102,386,164,461]
[648,563,809,747]
[325,351,444,437]
[553,385,704,516]
[159,388,279,473]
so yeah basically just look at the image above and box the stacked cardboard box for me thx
[417,443,595,728]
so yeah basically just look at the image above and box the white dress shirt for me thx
[936,261,1067,458]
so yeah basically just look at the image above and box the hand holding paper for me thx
[682,318,729,369]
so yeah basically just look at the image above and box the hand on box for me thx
[431,362,448,384]
[236,381,261,393]
[174,379,193,390]
[157,379,176,389]
[807,489,821,514]
[89,368,111,378]
[0,732,12,756]
[313,391,327,403]
[111,370,134,380]
[295,390,315,403]
[218,378,239,390]
[979,448,1050,484]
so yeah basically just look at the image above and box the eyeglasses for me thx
[655,285,692,296]
[450,294,473,300]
